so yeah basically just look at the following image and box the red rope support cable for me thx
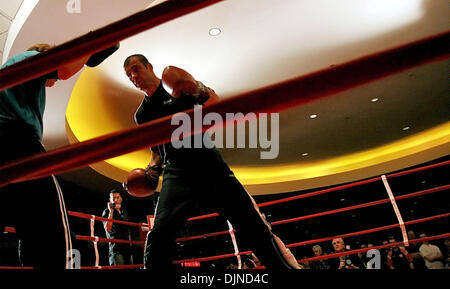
[188,213,220,221]
[81,264,144,270]
[286,212,450,248]
[0,32,448,188]
[173,251,253,265]
[0,267,33,270]
[386,160,450,179]
[259,160,450,208]
[259,177,382,208]
[176,212,449,244]
[270,184,449,226]
[73,212,448,246]
[0,0,223,91]
[76,235,144,246]
[180,161,449,222]
[68,211,145,227]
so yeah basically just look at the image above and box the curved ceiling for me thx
[4,0,450,194]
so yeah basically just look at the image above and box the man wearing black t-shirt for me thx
[102,190,131,266]
[123,54,297,271]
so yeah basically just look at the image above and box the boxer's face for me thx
[124,57,152,91]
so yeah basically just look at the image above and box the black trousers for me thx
[144,166,295,270]
[0,135,71,269]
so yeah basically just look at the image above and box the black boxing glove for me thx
[192,81,211,104]
[86,43,120,67]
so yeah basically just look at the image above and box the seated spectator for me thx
[386,236,414,270]
[102,190,131,266]
[298,257,310,269]
[329,238,364,269]
[309,245,331,269]
[443,238,450,269]
[419,233,444,269]
[407,230,426,270]
[380,240,390,270]
[358,244,369,268]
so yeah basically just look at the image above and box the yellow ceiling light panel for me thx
[66,68,149,175]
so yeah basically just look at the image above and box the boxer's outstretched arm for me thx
[162,66,220,104]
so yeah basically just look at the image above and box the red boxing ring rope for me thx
[68,211,147,227]
[0,31,449,188]
[258,160,450,208]
[76,235,144,246]
[286,212,450,249]
[81,264,144,270]
[270,184,449,226]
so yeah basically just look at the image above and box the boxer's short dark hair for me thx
[124,54,151,69]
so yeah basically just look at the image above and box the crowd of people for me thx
[296,231,449,270]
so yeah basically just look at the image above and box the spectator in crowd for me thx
[298,256,310,269]
[386,236,414,270]
[407,230,426,270]
[358,244,369,268]
[443,238,450,268]
[102,190,131,266]
[309,245,331,269]
[330,238,364,269]
[419,233,444,269]
[380,240,390,270]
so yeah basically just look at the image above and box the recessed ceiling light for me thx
[209,28,221,36]
[371,97,379,102]
[309,114,318,119]
[402,126,410,131]
[301,153,309,157]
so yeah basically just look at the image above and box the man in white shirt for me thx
[419,233,444,269]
